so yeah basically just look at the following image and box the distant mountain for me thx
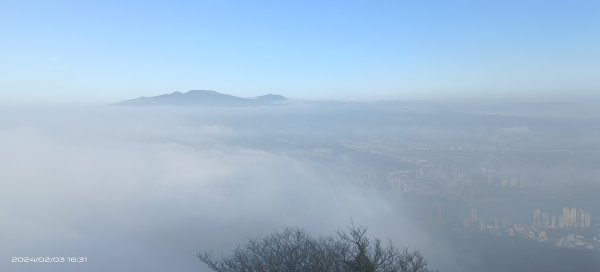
[254,94,287,102]
[115,90,287,107]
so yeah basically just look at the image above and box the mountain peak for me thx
[186,89,217,94]
[256,94,287,101]
[115,90,287,107]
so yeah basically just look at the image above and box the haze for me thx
[2,101,600,271]
[2,1,600,272]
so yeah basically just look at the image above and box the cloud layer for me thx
[0,106,437,272]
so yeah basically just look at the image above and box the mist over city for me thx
[2,97,600,271]
[2,1,600,272]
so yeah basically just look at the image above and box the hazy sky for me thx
[1,0,599,103]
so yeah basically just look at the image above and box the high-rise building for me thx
[470,208,478,223]
[532,209,541,227]
[584,212,592,228]
[535,207,592,229]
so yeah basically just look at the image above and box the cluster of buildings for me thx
[457,207,599,250]
[555,234,595,249]
[532,207,592,229]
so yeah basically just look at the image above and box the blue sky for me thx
[1,0,599,103]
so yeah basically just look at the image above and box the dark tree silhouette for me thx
[198,225,435,272]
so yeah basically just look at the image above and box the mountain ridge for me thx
[115,90,287,107]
